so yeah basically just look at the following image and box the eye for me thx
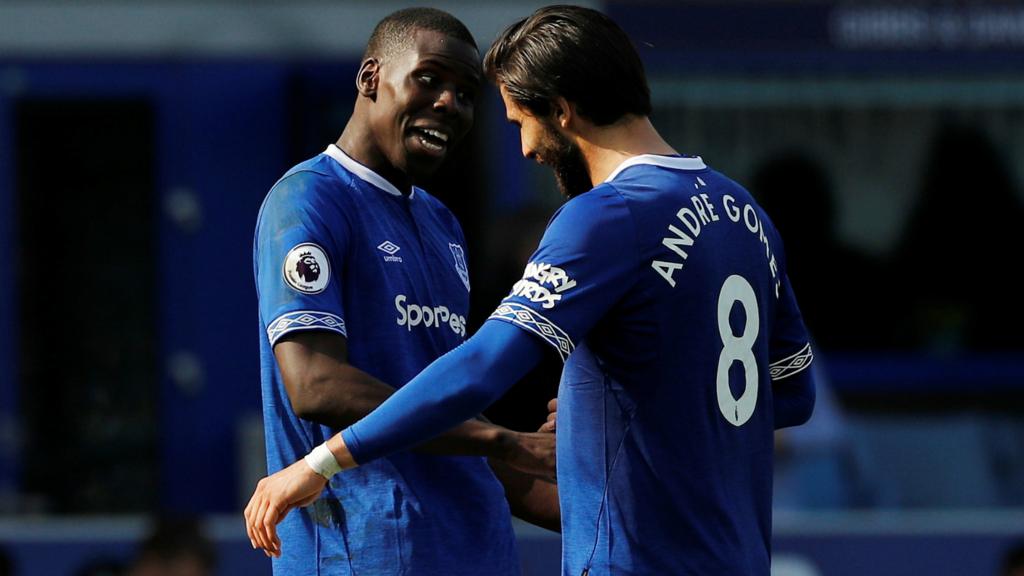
[418,73,437,86]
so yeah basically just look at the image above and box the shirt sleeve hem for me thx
[487,302,574,362]
[340,427,364,465]
[769,342,813,381]
[267,310,347,346]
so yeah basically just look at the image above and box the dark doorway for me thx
[16,99,158,513]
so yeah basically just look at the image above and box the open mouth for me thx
[411,127,450,154]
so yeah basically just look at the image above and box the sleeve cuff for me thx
[340,427,364,465]
[267,310,347,346]
[487,302,574,361]
[769,343,813,381]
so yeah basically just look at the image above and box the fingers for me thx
[542,397,557,432]
[540,403,557,430]
[244,461,329,558]
[264,503,282,558]
[253,491,272,552]
[244,481,269,552]
[257,495,281,557]
[244,494,257,549]
[244,479,283,558]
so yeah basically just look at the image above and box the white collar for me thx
[603,154,706,183]
[324,144,415,199]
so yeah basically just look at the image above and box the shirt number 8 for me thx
[716,274,759,427]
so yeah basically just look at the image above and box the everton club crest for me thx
[449,243,470,292]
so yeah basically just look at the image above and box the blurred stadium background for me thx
[1,1,1023,574]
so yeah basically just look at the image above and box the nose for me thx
[433,88,458,115]
[522,142,538,162]
[519,135,532,160]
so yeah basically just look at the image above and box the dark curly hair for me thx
[484,5,651,125]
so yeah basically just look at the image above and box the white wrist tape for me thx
[304,442,342,480]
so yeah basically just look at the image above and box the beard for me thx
[538,122,592,199]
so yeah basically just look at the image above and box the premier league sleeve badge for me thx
[283,243,331,294]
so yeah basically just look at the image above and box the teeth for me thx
[422,128,448,142]
[419,137,443,152]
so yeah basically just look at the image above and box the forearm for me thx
[298,364,517,458]
[342,321,545,466]
[488,459,561,532]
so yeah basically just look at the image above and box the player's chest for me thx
[360,215,466,288]
[343,207,470,335]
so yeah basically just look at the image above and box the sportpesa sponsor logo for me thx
[395,295,467,337]
[510,261,577,309]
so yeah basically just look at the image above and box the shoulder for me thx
[548,184,633,236]
[531,184,639,265]
[258,155,356,229]
[269,156,349,206]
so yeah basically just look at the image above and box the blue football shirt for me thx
[254,145,518,575]
[488,155,815,575]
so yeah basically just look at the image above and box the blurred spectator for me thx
[893,123,1024,353]
[127,518,215,576]
[751,153,874,507]
[751,152,888,351]
[1003,541,1024,576]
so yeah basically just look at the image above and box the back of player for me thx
[497,155,813,575]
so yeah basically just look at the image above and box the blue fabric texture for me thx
[344,320,547,463]
[254,145,518,575]
[341,154,816,575]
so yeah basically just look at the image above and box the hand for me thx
[538,398,557,433]
[244,459,327,557]
[503,430,556,480]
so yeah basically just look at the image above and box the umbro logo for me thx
[377,240,403,262]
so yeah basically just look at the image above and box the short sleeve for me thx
[768,256,814,383]
[255,173,350,346]
[487,185,638,361]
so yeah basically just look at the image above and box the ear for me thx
[551,96,574,129]
[356,58,380,99]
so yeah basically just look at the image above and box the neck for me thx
[575,115,676,185]
[336,108,412,193]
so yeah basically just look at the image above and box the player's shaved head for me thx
[365,7,478,62]
[484,5,651,126]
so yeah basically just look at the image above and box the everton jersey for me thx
[254,145,517,575]
[489,155,814,575]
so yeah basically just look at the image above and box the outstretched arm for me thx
[342,321,546,464]
[274,330,553,472]
[246,321,547,555]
